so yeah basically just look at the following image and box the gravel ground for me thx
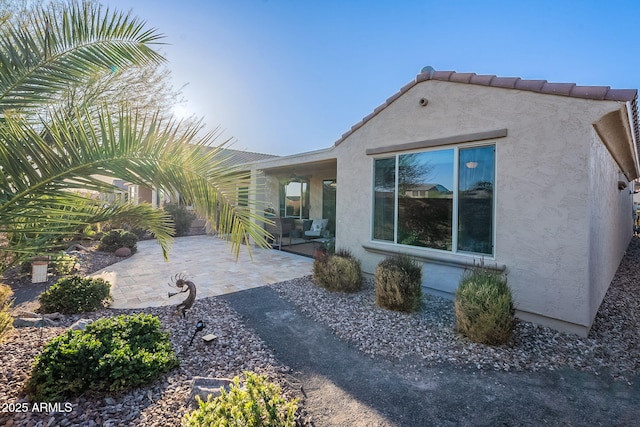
[1,238,639,426]
[272,239,640,384]
[0,301,298,427]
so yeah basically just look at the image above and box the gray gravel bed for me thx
[0,298,298,427]
[271,239,640,385]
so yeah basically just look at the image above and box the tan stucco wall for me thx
[331,79,631,336]
[587,129,633,319]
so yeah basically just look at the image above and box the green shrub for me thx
[454,266,514,345]
[50,251,77,276]
[182,371,298,427]
[25,313,178,401]
[98,229,138,253]
[39,276,111,314]
[313,249,362,292]
[0,284,13,343]
[164,203,197,237]
[375,254,423,312]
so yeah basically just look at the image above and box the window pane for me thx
[373,158,395,241]
[458,146,494,254]
[398,150,454,250]
[281,180,310,219]
[322,180,336,235]
[285,182,302,217]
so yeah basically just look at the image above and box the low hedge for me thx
[25,313,178,401]
[39,275,111,314]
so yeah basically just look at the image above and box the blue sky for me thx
[105,0,640,156]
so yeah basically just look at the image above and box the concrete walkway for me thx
[90,235,312,309]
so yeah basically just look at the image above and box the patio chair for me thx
[265,217,293,250]
[304,218,329,239]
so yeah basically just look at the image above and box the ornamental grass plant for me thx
[312,249,362,292]
[454,265,514,345]
[375,254,423,312]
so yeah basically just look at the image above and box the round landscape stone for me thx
[114,247,132,257]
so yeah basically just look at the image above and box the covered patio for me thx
[253,150,337,257]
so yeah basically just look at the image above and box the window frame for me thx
[371,142,496,257]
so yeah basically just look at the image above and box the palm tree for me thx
[0,1,267,271]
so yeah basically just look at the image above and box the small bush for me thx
[50,251,77,276]
[164,204,197,237]
[39,276,111,314]
[313,249,362,292]
[454,266,514,345]
[25,313,178,401]
[98,229,138,254]
[375,254,423,312]
[182,371,298,427]
[0,284,13,343]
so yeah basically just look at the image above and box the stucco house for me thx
[244,67,639,337]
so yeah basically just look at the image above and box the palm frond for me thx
[0,1,164,112]
[0,104,268,261]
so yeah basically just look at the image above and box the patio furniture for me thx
[304,218,329,239]
[265,217,293,250]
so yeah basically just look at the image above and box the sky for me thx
[104,0,640,156]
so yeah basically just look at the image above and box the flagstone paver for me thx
[90,235,312,309]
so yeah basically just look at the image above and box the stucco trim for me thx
[362,242,506,271]
[593,105,639,181]
[365,128,507,156]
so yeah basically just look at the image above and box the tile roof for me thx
[335,68,639,148]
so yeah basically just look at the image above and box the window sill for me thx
[362,241,506,272]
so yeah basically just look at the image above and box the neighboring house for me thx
[243,67,639,337]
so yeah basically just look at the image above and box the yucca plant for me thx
[0,1,268,272]
[454,266,514,345]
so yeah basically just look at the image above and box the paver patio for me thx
[90,235,312,309]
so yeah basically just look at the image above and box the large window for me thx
[372,145,495,255]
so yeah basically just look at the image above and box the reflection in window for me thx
[373,158,395,241]
[458,146,494,254]
[372,145,495,255]
[280,180,309,219]
[322,180,337,235]
[398,150,454,250]
[238,186,249,207]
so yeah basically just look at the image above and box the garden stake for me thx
[189,320,205,346]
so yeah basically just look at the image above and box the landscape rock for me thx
[13,316,57,328]
[69,318,93,330]
[114,247,131,257]
[189,377,233,404]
